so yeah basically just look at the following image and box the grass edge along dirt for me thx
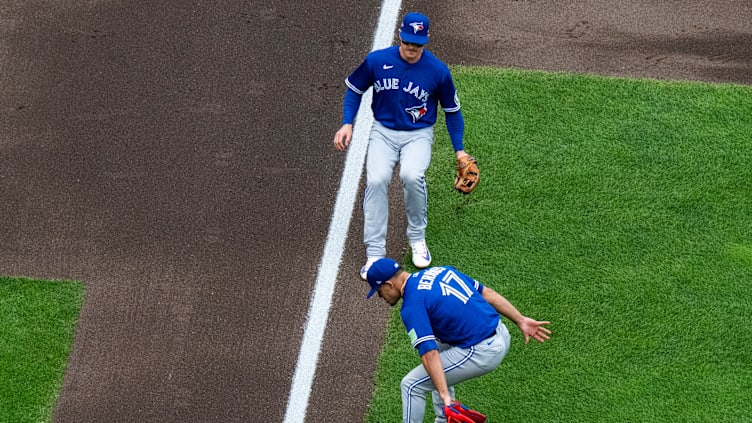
[0,277,84,423]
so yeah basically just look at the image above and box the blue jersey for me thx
[345,46,460,131]
[400,266,501,356]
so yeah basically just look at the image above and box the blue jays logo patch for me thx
[409,21,425,33]
[406,103,428,123]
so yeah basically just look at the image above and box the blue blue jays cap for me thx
[399,12,430,45]
[366,258,401,299]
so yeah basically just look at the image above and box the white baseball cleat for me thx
[410,240,431,268]
[360,257,381,280]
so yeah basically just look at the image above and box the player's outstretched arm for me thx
[481,286,551,344]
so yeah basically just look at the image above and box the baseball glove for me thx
[454,155,479,194]
[443,401,487,423]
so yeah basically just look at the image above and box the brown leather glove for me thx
[454,155,480,194]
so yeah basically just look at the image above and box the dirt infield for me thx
[410,0,752,85]
[1,1,749,422]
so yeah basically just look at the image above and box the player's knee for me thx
[368,170,393,188]
[400,375,411,393]
[401,375,427,396]
[399,169,425,188]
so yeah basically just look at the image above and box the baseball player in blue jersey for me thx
[365,258,552,423]
[333,12,473,280]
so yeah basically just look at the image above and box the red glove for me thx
[443,401,487,423]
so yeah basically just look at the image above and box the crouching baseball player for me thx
[365,258,551,422]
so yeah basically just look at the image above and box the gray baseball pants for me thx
[401,321,511,423]
[363,121,434,258]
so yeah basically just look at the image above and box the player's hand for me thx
[333,124,353,151]
[517,317,551,344]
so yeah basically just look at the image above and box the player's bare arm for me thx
[420,349,453,406]
[481,286,551,344]
[333,124,353,151]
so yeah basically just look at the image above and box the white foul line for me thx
[282,1,402,422]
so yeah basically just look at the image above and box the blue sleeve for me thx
[401,301,439,356]
[342,53,375,125]
[445,110,465,152]
[417,339,439,356]
[342,88,362,125]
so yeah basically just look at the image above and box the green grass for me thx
[0,278,84,423]
[366,69,752,422]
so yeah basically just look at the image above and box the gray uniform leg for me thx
[398,129,433,244]
[363,122,401,258]
[400,322,511,423]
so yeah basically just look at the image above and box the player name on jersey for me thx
[417,266,445,290]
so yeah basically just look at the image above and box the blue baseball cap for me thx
[366,258,401,299]
[399,12,430,45]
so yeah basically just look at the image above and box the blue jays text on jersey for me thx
[373,79,429,102]
[344,45,461,131]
